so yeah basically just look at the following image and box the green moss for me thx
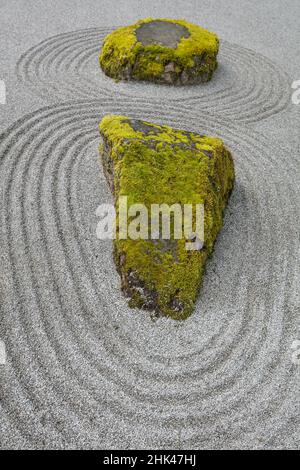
[99,18,219,84]
[99,115,235,320]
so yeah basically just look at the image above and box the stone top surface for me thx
[128,119,166,136]
[135,20,190,49]
[99,115,235,319]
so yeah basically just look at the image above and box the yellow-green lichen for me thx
[99,115,234,320]
[99,18,219,85]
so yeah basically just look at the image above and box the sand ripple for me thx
[1,99,299,448]
[16,27,291,123]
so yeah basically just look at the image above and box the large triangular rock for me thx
[99,115,234,319]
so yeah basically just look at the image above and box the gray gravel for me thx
[0,0,300,450]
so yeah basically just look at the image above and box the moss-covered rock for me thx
[99,115,234,319]
[99,18,219,85]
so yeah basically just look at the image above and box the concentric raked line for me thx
[16,27,291,124]
[1,99,299,449]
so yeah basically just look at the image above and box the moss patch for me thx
[99,18,219,85]
[99,115,235,320]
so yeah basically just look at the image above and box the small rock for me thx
[99,18,219,86]
[164,62,176,73]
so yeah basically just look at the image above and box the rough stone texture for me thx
[99,115,235,319]
[135,20,190,48]
[99,18,219,85]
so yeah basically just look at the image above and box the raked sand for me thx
[0,0,299,449]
